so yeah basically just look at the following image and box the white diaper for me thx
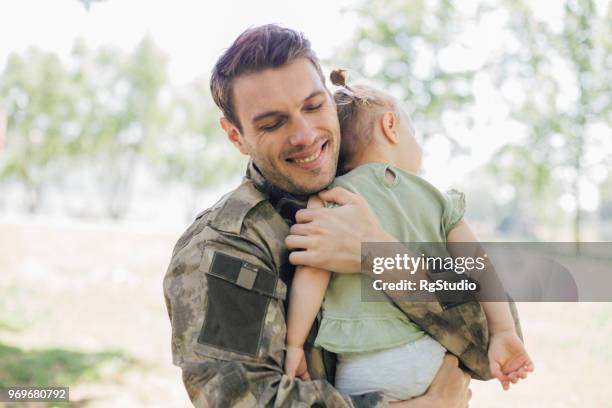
[334,334,446,401]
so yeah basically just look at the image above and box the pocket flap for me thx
[202,247,286,300]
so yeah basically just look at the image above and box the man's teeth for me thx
[293,149,320,164]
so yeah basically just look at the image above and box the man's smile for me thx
[285,140,329,171]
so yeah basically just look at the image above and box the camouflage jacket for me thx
[163,161,522,407]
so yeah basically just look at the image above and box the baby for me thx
[284,70,534,401]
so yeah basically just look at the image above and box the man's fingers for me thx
[295,208,328,224]
[285,235,312,250]
[318,186,359,206]
[289,223,309,236]
[295,209,315,224]
[288,250,316,267]
[307,195,325,209]
[289,222,323,237]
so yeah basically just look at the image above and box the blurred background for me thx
[0,0,611,407]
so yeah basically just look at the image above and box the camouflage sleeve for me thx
[384,269,522,380]
[164,220,387,408]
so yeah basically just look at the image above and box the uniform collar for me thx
[245,160,307,225]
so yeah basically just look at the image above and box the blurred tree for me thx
[77,0,107,12]
[340,0,611,244]
[600,174,612,220]
[334,0,477,149]
[161,79,246,220]
[0,49,85,212]
[488,0,612,246]
[72,38,171,218]
[0,37,243,220]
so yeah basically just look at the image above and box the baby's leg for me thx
[335,335,446,401]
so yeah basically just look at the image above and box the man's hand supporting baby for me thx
[286,186,395,273]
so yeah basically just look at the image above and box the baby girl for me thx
[284,70,534,401]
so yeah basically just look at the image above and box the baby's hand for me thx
[285,346,311,381]
[488,330,534,390]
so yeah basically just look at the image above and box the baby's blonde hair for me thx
[330,69,413,170]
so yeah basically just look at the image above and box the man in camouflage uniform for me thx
[164,24,493,407]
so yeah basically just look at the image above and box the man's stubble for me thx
[246,132,340,196]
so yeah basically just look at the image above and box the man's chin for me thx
[264,159,337,195]
[290,175,335,195]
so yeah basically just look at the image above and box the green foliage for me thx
[0,37,245,218]
[0,287,31,332]
[0,286,136,401]
[339,0,611,240]
[0,48,86,211]
[0,342,133,387]
[159,78,247,219]
[71,37,173,218]
[488,0,612,241]
[336,0,476,144]
[162,79,247,190]
[599,174,612,221]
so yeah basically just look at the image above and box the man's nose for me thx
[288,115,316,146]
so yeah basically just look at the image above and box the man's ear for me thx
[220,117,249,155]
[381,111,399,144]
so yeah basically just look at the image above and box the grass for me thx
[0,287,138,406]
[0,286,30,333]
[0,342,134,387]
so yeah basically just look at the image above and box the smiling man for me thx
[219,54,339,195]
[163,24,472,408]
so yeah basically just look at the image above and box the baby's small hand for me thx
[488,330,534,390]
[285,346,311,381]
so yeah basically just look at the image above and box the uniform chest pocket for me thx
[199,249,286,357]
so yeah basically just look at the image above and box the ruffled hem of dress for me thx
[314,316,425,354]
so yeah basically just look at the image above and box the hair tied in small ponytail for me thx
[330,69,352,91]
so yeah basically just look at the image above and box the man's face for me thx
[223,58,340,195]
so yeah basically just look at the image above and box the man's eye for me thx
[260,121,282,132]
[305,103,323,112]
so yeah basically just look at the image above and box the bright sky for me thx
[0,0,358,86]
[1,0,609,212]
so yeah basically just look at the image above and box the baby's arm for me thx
[285,196,332,380]
[286,265,331,380]
[447,220,515,332]
[447,220,534,389]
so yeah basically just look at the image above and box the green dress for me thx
[314,162,465,354]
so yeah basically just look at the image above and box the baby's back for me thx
[330,162,461,244]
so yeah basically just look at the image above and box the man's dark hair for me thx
[210,24,324,132]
